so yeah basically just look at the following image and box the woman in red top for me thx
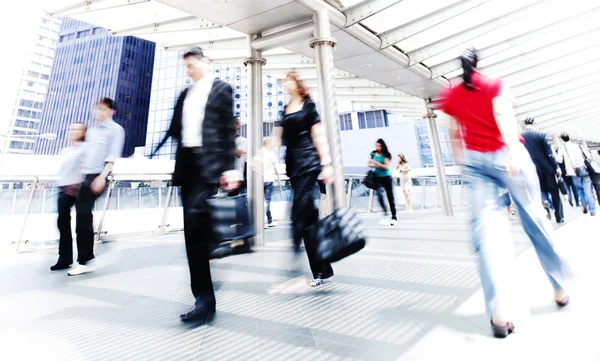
[440,48,571,338]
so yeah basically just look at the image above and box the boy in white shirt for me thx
[261,138,279,227]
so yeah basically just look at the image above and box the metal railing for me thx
[0,171,466,253]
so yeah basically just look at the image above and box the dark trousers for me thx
[264,182,273,224]
[57,190,77,263]
[375,176,397,218]
[290,172,333,279]
[180,149,218,304]
[75,175,101,264]
[538,173,563,221]
[593,182,600,203]
[564,175,579,205]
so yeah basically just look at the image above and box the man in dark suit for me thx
[521,118,564,223]
[152,47,240,322]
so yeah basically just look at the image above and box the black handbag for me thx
[206,192,255,242]
[557,176,568,195]
[580,145,600,176]
[315,207,367,263]
[363,171,377,189]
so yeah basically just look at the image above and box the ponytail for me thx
[461,47,478,91]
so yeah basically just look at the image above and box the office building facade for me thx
[36,19,155,157]
[3,13,60,154]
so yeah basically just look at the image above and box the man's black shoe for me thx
[50,261,73,271]
[180,304,216,323]
[556,219,565,224]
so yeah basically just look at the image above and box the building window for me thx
[263,122,274,137]
[357,110,388,129]
[240,124,247,138]
[77,30,90,38]
[339,113,352,131]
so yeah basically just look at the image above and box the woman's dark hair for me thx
[285,71,311,100]
[560,132,570,142]
[375,139,392,160]
[398,153,408,164]
[461,47,478,91]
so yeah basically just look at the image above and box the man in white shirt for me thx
[151,47,241,322]
[261,138,279,227]
[556,132,595,216]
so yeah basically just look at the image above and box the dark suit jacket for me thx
[522,128,558,175]
[152,79,236,185]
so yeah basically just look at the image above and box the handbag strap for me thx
[563,143,576,169]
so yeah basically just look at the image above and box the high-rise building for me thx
[36,19,155,157]
[1,13,60,154]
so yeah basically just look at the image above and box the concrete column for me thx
[423,101,453,216]
[244,35,267,246]
[310,8,347,210]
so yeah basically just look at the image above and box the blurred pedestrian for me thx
[368,139,397,225]
[152,47,241,322]
[261,137,279,228]
[521,118,564,223]
[50,122,86,271]
[396,153,413,213]
[68,97,125,276]
[272,71,334,287]
[440,47,570,338]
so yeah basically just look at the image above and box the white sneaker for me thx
[378,218,389,226]
[268,221,278,227]
[310,277,332,287]
[391,219,398,226]
[67,260,96,276]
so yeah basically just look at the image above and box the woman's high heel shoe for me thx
[491,321,515,338]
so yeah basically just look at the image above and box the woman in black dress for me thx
[274,71,334,287]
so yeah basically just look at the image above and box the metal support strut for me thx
[423,102,453,216]
[311,8,347,210]
[245,35,267,246]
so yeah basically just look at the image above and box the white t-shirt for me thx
[262,148,278,183]
[235,136,247,173]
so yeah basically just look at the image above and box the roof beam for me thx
[304,78,387,88]
[406,0,547,65]
[262,68,355,79]
[539,110,600,133]
[430,6,600,77]
[342,0,405,27]
[252,22,314,52]
[165,37,247,51]
[532,101,600,126]
[377,0,491,49]
[47,0,149,18]
[513,62,600,99]
[517,77,600,109]
[211,53,317,65]
[336,94,422,103]
[350,101,422,109]
[518,93,600,120]
[311,87,412,96]
[111,16,220,36]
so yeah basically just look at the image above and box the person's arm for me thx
[492,83,521,155]
[219,84,242,190]
[307,101,333,182]
[91,126,125,194]
[371,157,391,170]
[542,134,560,174]
[447,116,464,164]
[556,147,564,164]
[235,137,247,159]
[151,91,184,158]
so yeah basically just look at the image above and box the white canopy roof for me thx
[43,0,600,140]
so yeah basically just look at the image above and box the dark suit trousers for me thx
[290,172,333,279]
[57,190,77,263]
[538,173,563,221]
[180,148,219,304]
[75,175,101,264]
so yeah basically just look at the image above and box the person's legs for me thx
[503,147,570,294]
[264,182,273,224]
[594,182,600,204]
[55,190,76,266]
[382,176,397,219]
[566,176,579,206]
[375,177,389,215]
[572,176,592,213]
[292,173,333,281]
[74,178,99,265]
[581,177,596,213]
[403,187,413,212]
[544,174,564,222]
[463,150,516,324]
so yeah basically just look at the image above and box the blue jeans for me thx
[264,182,273,224]
[572,176,595,212]
[463,145,570,320]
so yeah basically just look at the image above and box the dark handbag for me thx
[206,192,255,242]
[557,176,568,195]
[315,207,367,263]
[363,171,377,189]
[581,145,600,176]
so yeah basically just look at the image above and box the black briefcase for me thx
[206,192,256,242]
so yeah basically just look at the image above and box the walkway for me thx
[1,206,599,361]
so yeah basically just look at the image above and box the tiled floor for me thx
[1,206,599,361]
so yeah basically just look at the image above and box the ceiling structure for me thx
[44,0,600,140]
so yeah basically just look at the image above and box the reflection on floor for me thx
[0,206,598,361]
